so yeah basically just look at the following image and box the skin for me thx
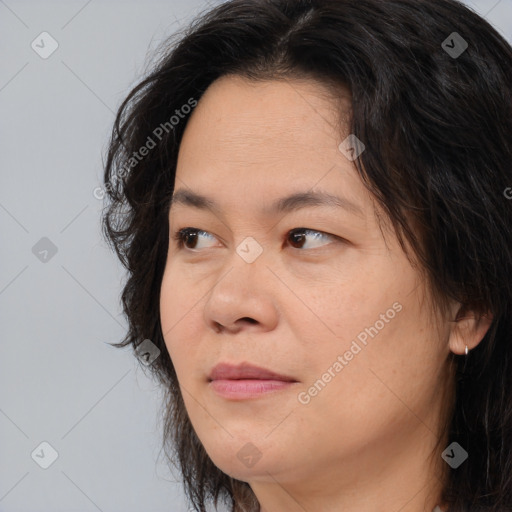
[159,75,493,512]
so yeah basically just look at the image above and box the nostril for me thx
[240,317,257,324]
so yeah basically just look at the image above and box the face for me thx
[160,75,452,498]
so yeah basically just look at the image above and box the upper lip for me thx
[208,362,297,382]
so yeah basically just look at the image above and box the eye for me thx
[287,228,337,250]
[172,227,339,251]
[173,228,218,250]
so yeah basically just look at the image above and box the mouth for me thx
[208,362,299,400]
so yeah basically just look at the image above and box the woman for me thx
[101,0,512,510]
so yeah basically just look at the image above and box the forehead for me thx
[178,74,351,160]
[175,75,358,190]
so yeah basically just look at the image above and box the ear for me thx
[448,304,494,355]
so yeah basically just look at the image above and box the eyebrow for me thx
[169,189,364,217]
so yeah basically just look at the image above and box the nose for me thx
[202,254,279,335]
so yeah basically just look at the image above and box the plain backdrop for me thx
[1,1,511,511]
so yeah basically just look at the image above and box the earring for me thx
[465,345,469,355]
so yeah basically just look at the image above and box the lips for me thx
[208,362,297,382]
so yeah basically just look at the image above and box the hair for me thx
[101,0,512,510]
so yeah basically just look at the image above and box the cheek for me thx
[295,268,405,359]
[159,266,205,375]
[296,261,433,396]
[293,306,439,459]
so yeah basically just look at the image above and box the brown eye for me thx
[287,228,335,250]
[180,229,198,249]
[288,229,307,249]
[174,228,216,250]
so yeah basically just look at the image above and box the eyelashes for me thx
[172,227,342,251]
[173,228,215,250]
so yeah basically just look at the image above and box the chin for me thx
[202,438,274,476]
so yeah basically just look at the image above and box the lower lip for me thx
[209,379,296,399]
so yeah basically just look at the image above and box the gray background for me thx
[1,1,510,511]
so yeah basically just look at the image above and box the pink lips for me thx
[208,362,298,400]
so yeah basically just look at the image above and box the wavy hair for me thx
[101,0,512,510]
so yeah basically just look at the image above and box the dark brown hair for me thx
[101,0,512,510]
